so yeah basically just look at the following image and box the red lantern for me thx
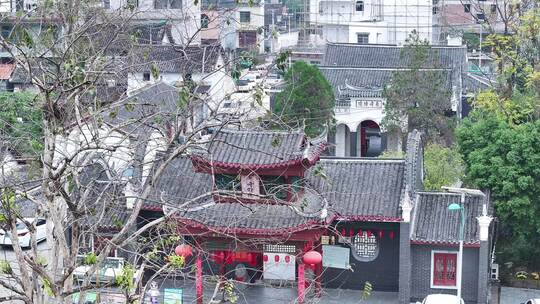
[349,228,354,237]
[389,231,395,240]
[367,230,372,237]
[285,255,291,263]
[303,251,322,265]
[378,230,384,239]
[274,255,280,263]
[357,229,363,236]
[341,228,346,236]
[175,244,193,258]
[263,254,268,262]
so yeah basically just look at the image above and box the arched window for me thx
[355,0,364,12]
[351,231,379,261]
[201,14,209,29]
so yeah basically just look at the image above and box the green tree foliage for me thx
[382,31,453,144]
[0,92,42,159]
[477,8,540,124]
[274,61,334,137]
[423,143,464,191]
[457,113,540,266]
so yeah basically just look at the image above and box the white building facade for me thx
[309,0,435,45]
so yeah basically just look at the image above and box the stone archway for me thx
[356,120,382,157]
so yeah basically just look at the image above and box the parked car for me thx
[522,300,540,304]
[74,256,126,283]
[0,218,47,248]
[420,294,465,304]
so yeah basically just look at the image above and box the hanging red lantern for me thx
[378,230,384,239]
[274,255,280,263]
[349,228,354,237]
[367,230,372,238]
[263,254,268,262]
[303,251,322,265]
[357,229,363,236]
[175,244,193,258]
[389,231,395,240]
[285,255,291,264]
[341,228,346,236]
[219,251,225,263]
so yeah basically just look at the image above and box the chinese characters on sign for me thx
[241,174,260,198]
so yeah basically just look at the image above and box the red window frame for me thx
[433,252,457,286]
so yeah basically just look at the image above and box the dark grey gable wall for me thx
[411,245,479,303]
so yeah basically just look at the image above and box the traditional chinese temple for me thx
[140,129,495,304]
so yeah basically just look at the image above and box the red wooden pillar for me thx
[196,252,203,304]
[297,262,305,304]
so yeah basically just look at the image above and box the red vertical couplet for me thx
[297,263,305,304]
[196,253,203,304]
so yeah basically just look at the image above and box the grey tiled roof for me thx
[146,155,323,232]
[129,44,224,74]
[308,158,405,220]
[323,43,467,69]
[194,129,326,167]
[75,161,130,230]
[145,155,406,231]
[320,67,453,93]
[146,156,212,210]
[411,192,487,245]
[104,82,180,133]
[463,73,492,93]
[181,202,319,232]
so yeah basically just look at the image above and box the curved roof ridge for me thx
[319,157,405,163]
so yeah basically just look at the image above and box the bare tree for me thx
[0,1,296,303]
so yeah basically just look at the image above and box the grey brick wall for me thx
[399,222,411,304]
[477,241,489,304]
[322,222,400,291]
[411,244,479,304]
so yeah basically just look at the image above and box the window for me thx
[201,14,209,29]
[215,174,241,191]
[36,219,46,226]
[355,1,364,11]
[103,0,110,8]
[154,0,181,9]
[356,33,369,44]
[432,252,458,287]
[490,4,497,14]
[239,11,251,23]
[260,176,287,200]
[432,6,439,15]
[464,4,471,12]
[1,26,11,39]
[239,31,257,47]
[143,72,150,81]
[319,3,323,14]
[351,231,379,261]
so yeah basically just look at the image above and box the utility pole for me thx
[271,9,275,53]
[479,23,483,72]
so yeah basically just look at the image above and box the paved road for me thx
[158,279,401,304]
[500,286,540,304]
